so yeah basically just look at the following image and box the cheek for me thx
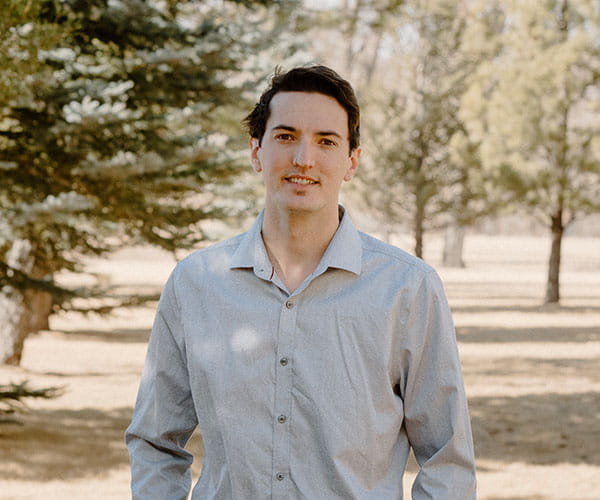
[261,147,287,167]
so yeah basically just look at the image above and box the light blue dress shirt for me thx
[126,208,476,499]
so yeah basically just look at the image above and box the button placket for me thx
[271,296,298,497]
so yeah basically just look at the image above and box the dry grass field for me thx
[0,232,599,499]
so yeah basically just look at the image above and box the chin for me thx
[285,200,334,215]
[268,193,336,215]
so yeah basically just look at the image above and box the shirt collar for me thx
[229,210,272,279]
[229,206,363,277]
[316,206,362,276]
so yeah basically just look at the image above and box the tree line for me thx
[1,0,599,365]
[308,0,599,301]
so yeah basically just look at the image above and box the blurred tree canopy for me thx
[310,0,498,259]
[359,0,476,260]
[306,0,600,301]
[0,0,301,364]
[460,0,600,302]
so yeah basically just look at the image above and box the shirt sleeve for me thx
[125,270,198,500]
[401,270,477,499]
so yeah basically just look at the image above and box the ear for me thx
[249,137,262,172]
[344,147,361,182]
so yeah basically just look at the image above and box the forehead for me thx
[267,91,348,135]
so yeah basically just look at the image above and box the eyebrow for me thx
[271,124,344,139]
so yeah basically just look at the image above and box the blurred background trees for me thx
[1,0,599,364]
[459,0,600,303]
[305,0,600,298]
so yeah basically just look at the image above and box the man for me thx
[126,65,476,499]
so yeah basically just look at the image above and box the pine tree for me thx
[357,0,476,259]
[462,0,600,303]
[0,0,300,364]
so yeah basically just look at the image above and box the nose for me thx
[292,139,315,168]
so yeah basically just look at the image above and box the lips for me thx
[285,175,318,185]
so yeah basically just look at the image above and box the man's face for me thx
[250,91,360,216]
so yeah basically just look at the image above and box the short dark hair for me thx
[244,65,360,153]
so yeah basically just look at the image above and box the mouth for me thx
[285,175,319,185]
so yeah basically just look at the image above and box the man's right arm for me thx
[125,273,198,499]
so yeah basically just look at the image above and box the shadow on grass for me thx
[463,356,598,381]
[0,406,203,481]
[469,391,600,466]
[483,498,545,500]
[54,328,151,343]
[457,325,600,343]
[451,304,600,315]
[0,407,132,481]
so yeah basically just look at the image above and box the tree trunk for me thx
[29,286,53,332]
[343,0,364,78]
[414,170,427,259]
[414,200,425,259]
[1,291,32,366]
[545,212,564,304]
[442,223,466,267]
[0,290,27,365]
[0,240,53,365]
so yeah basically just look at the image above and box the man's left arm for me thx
[402,270,477,499]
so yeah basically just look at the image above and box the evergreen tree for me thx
[356,0,476,259]
[462,0,600,303]
[0,0,300,364]
[440,0,509,266]
[308,0,495,260]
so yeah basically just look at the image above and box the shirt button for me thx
[277,414,287,424]
[285,300,294,309]
[279,357,289,366]
[276,472,285,481]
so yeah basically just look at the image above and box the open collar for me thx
[229,206,363,279]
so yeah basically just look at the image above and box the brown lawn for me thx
[1,233,599,499]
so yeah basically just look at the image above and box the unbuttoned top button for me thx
[285,300,294,309]
[278,414,287,423]
[279,357,289,366]
[276,472,285,481]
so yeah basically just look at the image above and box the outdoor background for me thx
[1,1,599,499]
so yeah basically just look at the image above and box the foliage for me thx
[461,0,600,301]
[0,0,302,364]
[305,0,600,284]
[0,381,64,415]
[304,0,503,257]
[0,0,299,308]
[354,0,480,256]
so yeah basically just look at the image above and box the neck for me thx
[261,207,340,292]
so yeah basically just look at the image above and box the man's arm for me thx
[125,272,198,500]
[402,270,476,499]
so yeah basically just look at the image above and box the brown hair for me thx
[244,65,360,153]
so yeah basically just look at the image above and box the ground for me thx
[0,233,599,499]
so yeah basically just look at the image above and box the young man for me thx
[126,65,476,499]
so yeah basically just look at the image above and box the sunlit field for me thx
[1,233,599,499]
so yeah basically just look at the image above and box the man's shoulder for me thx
[174,232,246,274]
[358,231,435,276]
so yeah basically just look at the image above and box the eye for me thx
[275,133,294,141]
[320,138,337,147]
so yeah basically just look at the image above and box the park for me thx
[2,1,600,499]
